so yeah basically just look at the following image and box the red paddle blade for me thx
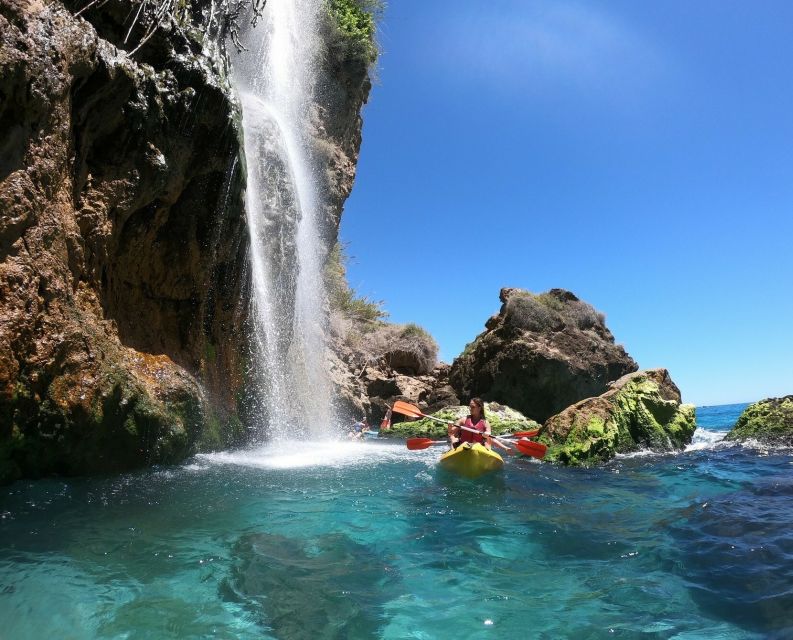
[392,400,425,419]
[511,429,540,438]
[516,439,548,459]
[406,438,443,450]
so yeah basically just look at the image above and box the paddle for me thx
[508,429,540,438]
[512,438,548,459]
[406,438,448,450]
[392,401,547,459]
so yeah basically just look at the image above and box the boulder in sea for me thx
[542,369,696,466]
[725,396,793,446]
[449,288,639,422]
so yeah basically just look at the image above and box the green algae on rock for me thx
[542,369,696,466]
[725,396,793,445]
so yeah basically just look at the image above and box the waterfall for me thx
[232,0,335,440]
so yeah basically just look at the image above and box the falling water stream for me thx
[233,0,334,440]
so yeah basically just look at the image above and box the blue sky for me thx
[338,0,793,407]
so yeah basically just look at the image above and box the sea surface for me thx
[2,403,792,639]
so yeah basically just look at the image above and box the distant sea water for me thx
[3,401,793,639]
[695,402,750,430]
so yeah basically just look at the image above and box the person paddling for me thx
[448,398,509,451]
[380,405,392,430]
[348,417,369,439]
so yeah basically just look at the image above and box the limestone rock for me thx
[449,287,639,422]
[725,396,793,446]
[0,0,372,482]
[542,369,696,466]
[328,332,459,427]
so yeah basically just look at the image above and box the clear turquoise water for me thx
[2,404,792,639]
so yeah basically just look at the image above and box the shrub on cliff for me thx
[66,0,270,54]
[325,242,386,323]
[362,323,438,375]
[325,243,438,374]
[505,293,563,332]
[505,290,606,333]
[326,0,382,67]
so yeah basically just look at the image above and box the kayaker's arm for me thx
[489,436,512,452]
[483,420,497,450]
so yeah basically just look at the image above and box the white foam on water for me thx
[615,448,658,460]
[196,440,433,470]
[685,428,732,452]
[612,429,736,460]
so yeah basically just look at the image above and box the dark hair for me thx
[469,397,485,419]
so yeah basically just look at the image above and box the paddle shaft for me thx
[392,400,545,457]
[393,402,521,448]
[402,412,540,440]
[417,413,514,450]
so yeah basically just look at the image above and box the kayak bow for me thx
[438,442,504,479]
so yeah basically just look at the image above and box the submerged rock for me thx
[542,369,696,466]
[449,287,639,423]
[725,396,793,446]
[223,532,400,639]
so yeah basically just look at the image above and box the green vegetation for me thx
[326,242,438,375]
[326,0,382,66]
[336,321,438,376]
[325,242,387,323]
[505,290,606,333]
[505,292,563,332]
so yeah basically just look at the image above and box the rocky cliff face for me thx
[0,0,372,483]
[449,287,639,423]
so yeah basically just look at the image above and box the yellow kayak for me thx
[438,442,504,479]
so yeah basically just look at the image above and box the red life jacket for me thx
[459,417,486,444]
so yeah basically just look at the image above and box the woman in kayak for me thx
[448,398,486,448]
[448,398,509,451]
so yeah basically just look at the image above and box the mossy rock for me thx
[725,396,793,445]
[382,402,540,440]
[0,353,208,484]
[543,370,696,466]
